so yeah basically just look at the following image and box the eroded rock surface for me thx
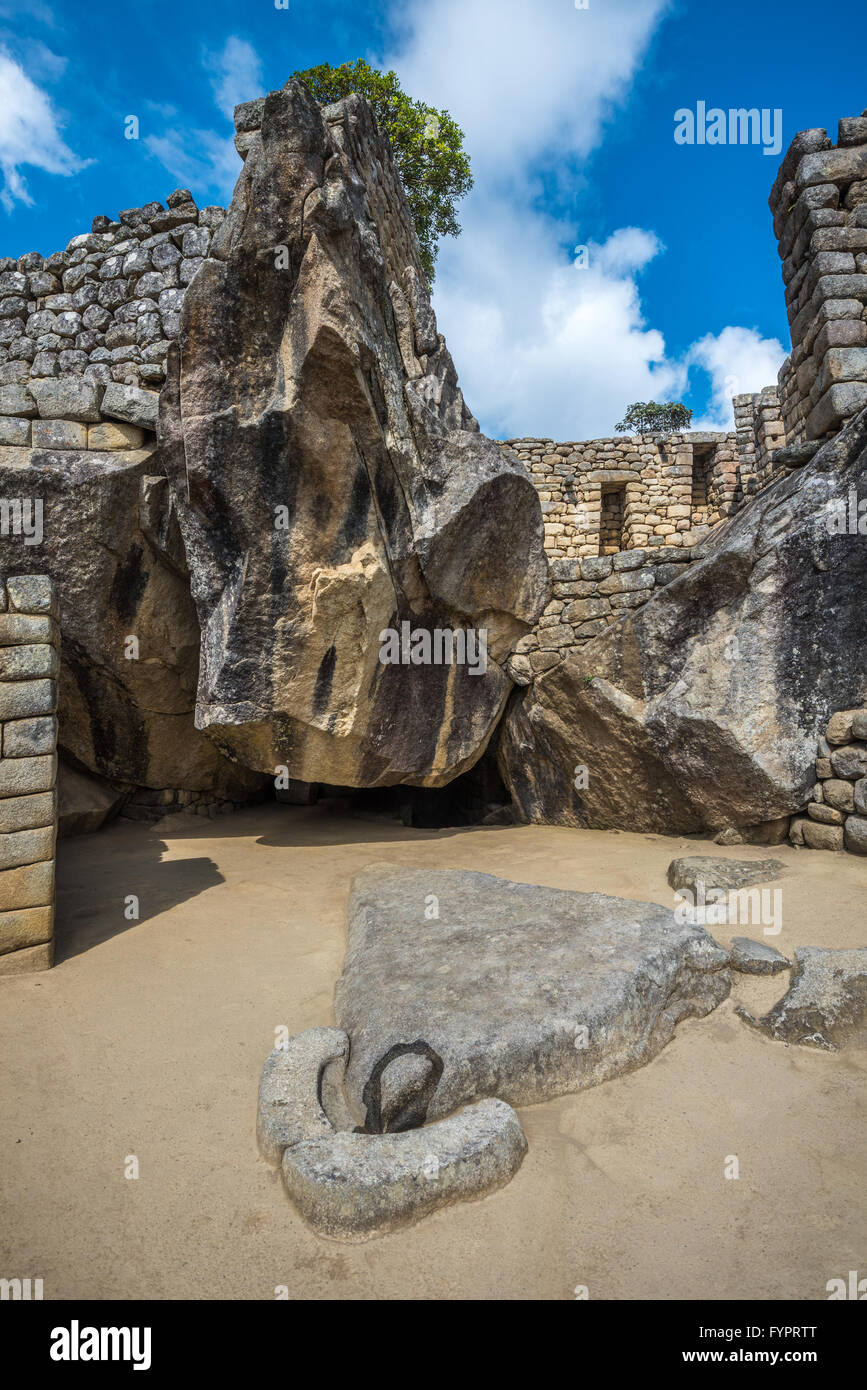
[335,865,731,1123]
[729,937,791,975]
[667,856,786,894]
[737,946,867,1049]
[0,445,263,796]
[499,407,867,835]
[281,1097,527,1242]
[162,83,548,788]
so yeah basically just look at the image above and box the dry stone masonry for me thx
[771,111,867,445]
[789,707,867,854]
[0,575,58,977]
[0,192,224,392]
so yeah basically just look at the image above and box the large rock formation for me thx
[0,444,262,796]
[499,407,867,836]
[335,865,731,1124]
[161,83,548,787]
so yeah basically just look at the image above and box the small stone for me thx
[729,937,792,975]
[807,801,844,825]
[854,778,867,815]
[5,576,56,614]
[737,946,867,1050]
[802,820,845,851]
[844,815,867,855]
[830,743,867,780]
[0,417,30,445]
[822,778,856,813]
[826,708,863,744]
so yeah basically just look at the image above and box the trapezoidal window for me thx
[599,485,626,555]
[691,444,715,524]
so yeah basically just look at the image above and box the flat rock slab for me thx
[667,856,786,894]
[729,937,791,975]
[738,946,867,1050]
[281,1097,526,1241]
[336,866,731,1125]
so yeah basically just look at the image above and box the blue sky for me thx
[2,0,865,437]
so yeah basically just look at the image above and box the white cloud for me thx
[687,325,787,429]
[383,0,785,438]
[207,36,264,121]
[0,46,85,210]
[144,128,241,201]
[146,37,262,202]
[433,207,686,438]
[388,0,666,179]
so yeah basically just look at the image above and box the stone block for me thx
[0,790,56,833]
[0,754,56,798]
[0,646,59,681]
[844,815,867,855]
[0,384,36,417]
[0,856,54,910]
[2,716,57,757]
[0,825,55,870]
[0,904,53,954]
[100,382,159,430]
[0,939,53,975]
[822,778,855,813]
[802,820,844,851]
[86,421,146,450]
[0,614,56,647]
[806,382,867,438]
[29,377,102,422]
[0,417,30,445]
[0,680,56,718]
[6,575,56,615]
[830,743,867,780]
[31,418,88,449]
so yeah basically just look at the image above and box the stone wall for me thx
[789,708,867,855]
[770,111,867,443]
[0,575,58,977]
[0,378,157,449]
[733,387,786,492]
[0,192,224,393]
[505,546,695,682]
[500,432,741,562]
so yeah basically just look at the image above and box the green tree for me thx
[615,401,694,434]
[290,60,473,285]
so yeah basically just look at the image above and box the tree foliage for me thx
[289,60,473,285]
[614,401,694,434]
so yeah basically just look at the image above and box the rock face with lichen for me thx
[498,407,867,837]
[0,443,264,798]
[161,82,548,788]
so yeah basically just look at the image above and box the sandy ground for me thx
[0,804,864,1301]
